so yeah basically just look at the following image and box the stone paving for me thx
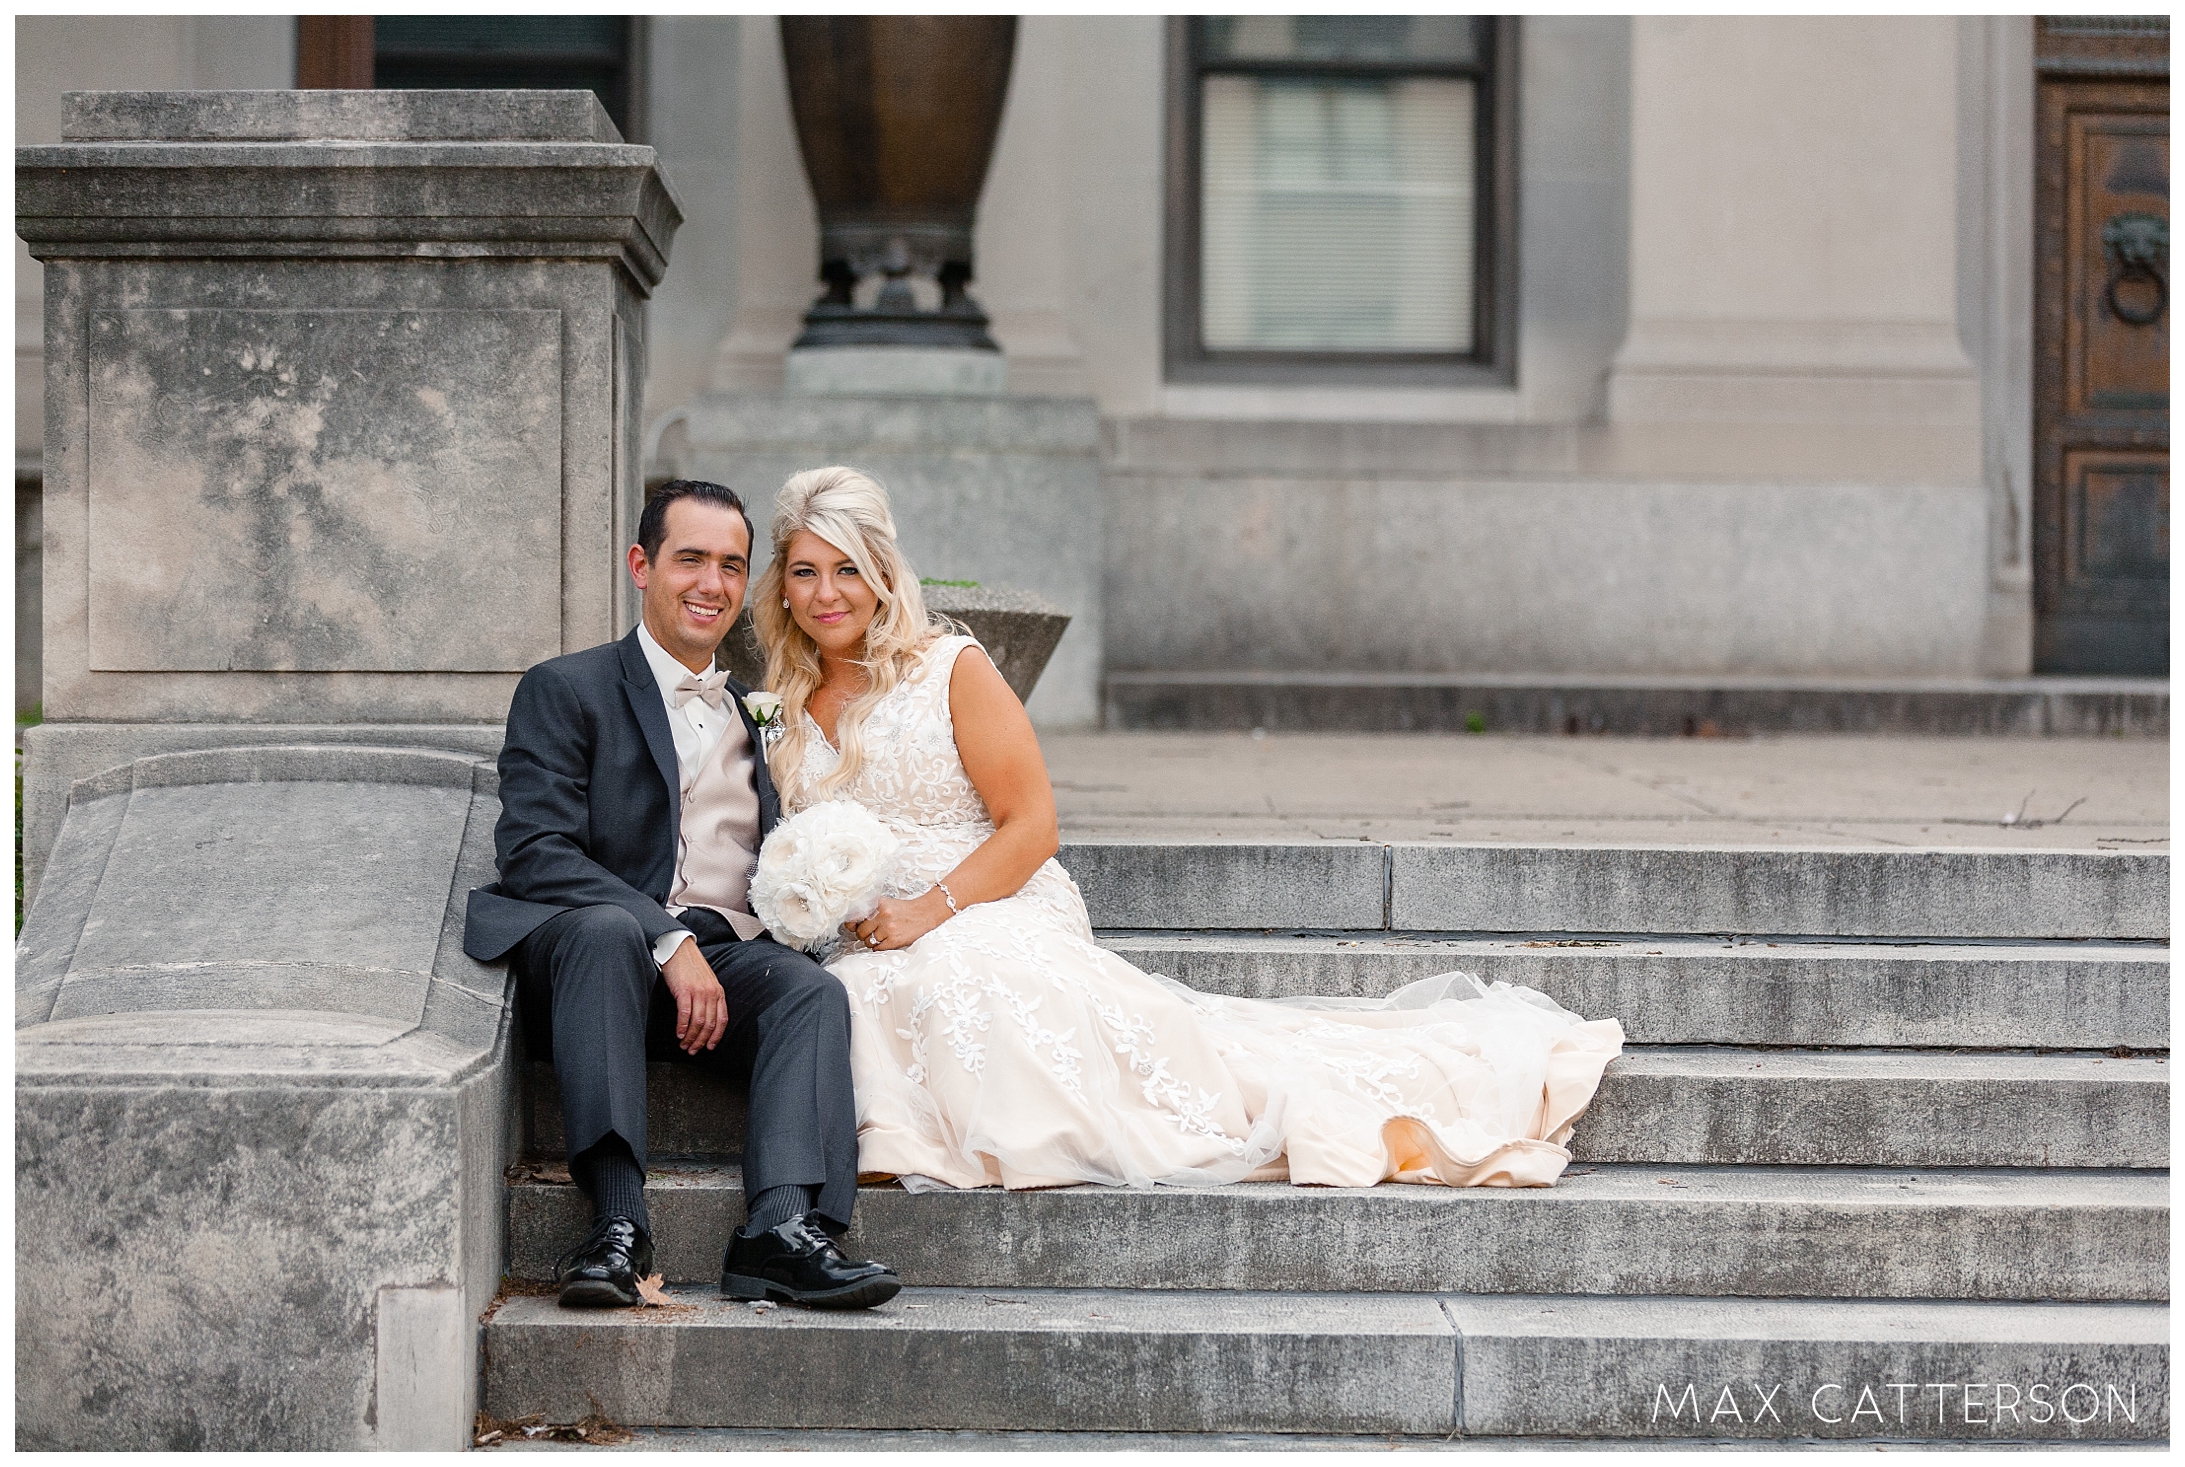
[1041,733,2170,851]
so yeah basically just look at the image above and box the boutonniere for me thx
[743,691,785,754]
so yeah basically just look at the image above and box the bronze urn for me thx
[779,16,1017,351]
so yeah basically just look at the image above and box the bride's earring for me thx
[782,598,790,609]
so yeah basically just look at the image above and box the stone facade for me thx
[12,16,2068,733]
[16,87,681,901]
[662,15,2031,685]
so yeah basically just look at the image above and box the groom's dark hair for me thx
[638,479,753,563]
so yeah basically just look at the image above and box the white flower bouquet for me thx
[750,799,901,955]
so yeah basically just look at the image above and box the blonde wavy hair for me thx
[752,465,953,801]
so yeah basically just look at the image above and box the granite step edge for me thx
[501,1163,2170,1300]
[481,1289,2170,1441]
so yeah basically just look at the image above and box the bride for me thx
[751,466,1623,1192]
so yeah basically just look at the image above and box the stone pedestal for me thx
[15,89,682,902]
[13,90,681,1449]
[668,391,1105,727]
[17,746,511,1450]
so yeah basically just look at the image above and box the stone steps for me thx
[1100,671,2170,738]
[1058,841,2167,940]
[481,1288,2169,1441]
[503,1164,2167,1303]
[1099,932,2169,1049]
[1573,1047,2166,1169]
[523,1048,2168,1168]
[493,828,2168,1442]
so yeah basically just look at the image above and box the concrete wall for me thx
[703,16,816,395]
[1101,422,1990,677]
[639,18,743,430]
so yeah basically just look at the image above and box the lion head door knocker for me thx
[2101,212,2167,327]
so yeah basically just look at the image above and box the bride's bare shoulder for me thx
[911,630,981,677]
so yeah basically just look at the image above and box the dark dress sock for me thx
[576,1134,650,1232]
[741,1183,817,1237]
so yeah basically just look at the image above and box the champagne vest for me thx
[670,713,762,929]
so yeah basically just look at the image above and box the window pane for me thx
[1201,74,1476,352]
[1202,15,1479,65]
[373,16,626,59]
[373,16,633,136]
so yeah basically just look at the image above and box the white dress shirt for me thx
[635,622,757,965]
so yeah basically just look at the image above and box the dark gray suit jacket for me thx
[463,627,782,964]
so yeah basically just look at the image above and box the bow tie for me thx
[671,669,731,711]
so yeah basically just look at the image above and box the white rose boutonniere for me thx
[743,691,785,755]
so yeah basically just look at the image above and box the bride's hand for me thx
[849,890,951,952]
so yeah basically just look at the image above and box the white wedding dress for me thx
[797,635,1625,1191]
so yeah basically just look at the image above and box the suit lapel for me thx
[727,675,783,838]
[618,629,683,836]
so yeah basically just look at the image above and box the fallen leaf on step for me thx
[635,1273,672,1307]
[502,1160,574,1186]
[568,1412,636,1445]
[474,1407,634,1448]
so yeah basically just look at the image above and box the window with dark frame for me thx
[370,16,641,140]
[1165,15,1518,387]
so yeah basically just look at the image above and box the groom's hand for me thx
[661,940,729,1053]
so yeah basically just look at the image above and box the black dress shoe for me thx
[554,1215,654,1308]
[721,1213,900,1309]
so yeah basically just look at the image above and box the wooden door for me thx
[2033,19,2169,674]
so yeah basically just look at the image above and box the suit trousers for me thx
[514,903,860,1230]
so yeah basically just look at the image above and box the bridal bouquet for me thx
[750,800,901,955]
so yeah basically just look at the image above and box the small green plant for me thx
[920,577,981,589]
[1464,712,1487,734]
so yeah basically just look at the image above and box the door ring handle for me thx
[2101,212,2168,327]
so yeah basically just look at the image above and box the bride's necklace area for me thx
[808,660,872,749]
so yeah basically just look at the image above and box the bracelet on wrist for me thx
[935,881,961,916]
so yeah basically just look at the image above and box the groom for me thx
[464,479,898,1311]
